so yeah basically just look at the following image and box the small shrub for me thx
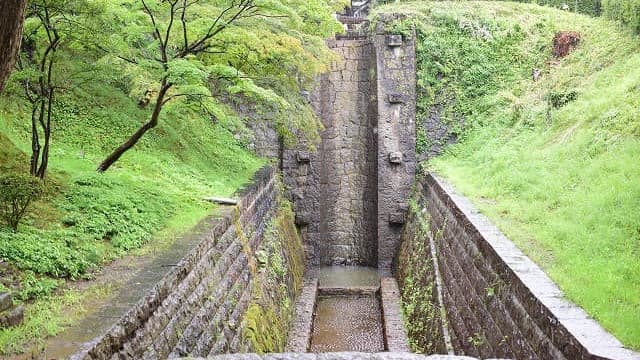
[546,89,578,108]
[17,271,60,301]
[0,174,44,231]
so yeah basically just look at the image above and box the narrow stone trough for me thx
[312,267,383,353]
[286,267,409,354]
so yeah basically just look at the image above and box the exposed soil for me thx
[553,31,581,58]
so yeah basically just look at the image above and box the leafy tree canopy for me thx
[93,0,344,157]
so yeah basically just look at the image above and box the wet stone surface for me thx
[310,294,384,353]
[318,266,379,288]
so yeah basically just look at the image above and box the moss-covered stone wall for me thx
[240,200,304,353]
[71,167,305,360]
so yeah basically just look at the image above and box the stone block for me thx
[389,152,403,164]
[387,93,405,104]
[0,292,12,312]
[296,151,311,163]
[295,212,311,226]
[386,34,403,47]
[388,211,406,225]
[0,305,24,328]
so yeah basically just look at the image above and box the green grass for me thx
[378,1,640,349]
[0,284,111,355]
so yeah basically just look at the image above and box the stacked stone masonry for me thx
[284,39,379,267]
[374,16,417,273]
[283,15,417,272]
[397,173,640,360]
[71,167,300,360]
[203,353,480,360]
[380,278,411,352]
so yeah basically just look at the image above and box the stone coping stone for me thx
[286,279,319,352]
[193,353,481,360]
[380,277,410,352]
[427,173,640,360]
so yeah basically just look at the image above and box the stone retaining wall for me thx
[72,167,304,360]
[283,16,417,271]
[373,15,417,273]
[396,173,640,360]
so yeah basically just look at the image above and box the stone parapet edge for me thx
[285,278,319,352]
[380,277,411,352]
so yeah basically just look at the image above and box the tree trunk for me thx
[0,0,28,93]
[96,83,171,172]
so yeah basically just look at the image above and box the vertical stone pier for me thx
[284,16,416,272]
[374,18,417,273]
[284,38,378,267]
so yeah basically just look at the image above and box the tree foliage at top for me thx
[93,0,345,171]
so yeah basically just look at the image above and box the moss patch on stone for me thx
[240,186,304,353]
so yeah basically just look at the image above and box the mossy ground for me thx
[377,1,640,349]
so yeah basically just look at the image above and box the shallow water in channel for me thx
[310,294,385,352]
[317,266,379,287]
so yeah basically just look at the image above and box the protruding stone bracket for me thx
[387,93,406,104]
[296,151,311,163]
[388,202,408,225]
[295,212,311,226]
[389,151,403,164]
[386,34,403,47]
[388,211,405,225]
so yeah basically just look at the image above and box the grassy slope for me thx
[379,1,640,349]
[0,62,263,353]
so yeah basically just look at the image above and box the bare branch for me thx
[141,0,166,63]
[164,0,178,53]
[181,0,189,51]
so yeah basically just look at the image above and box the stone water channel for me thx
[286,265,410,355]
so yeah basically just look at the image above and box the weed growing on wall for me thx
[395,194,444,354]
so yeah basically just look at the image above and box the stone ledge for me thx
[317,286,379,296]
[196,353,480,360]
[286,279,318,353]
[380,277,410,352]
